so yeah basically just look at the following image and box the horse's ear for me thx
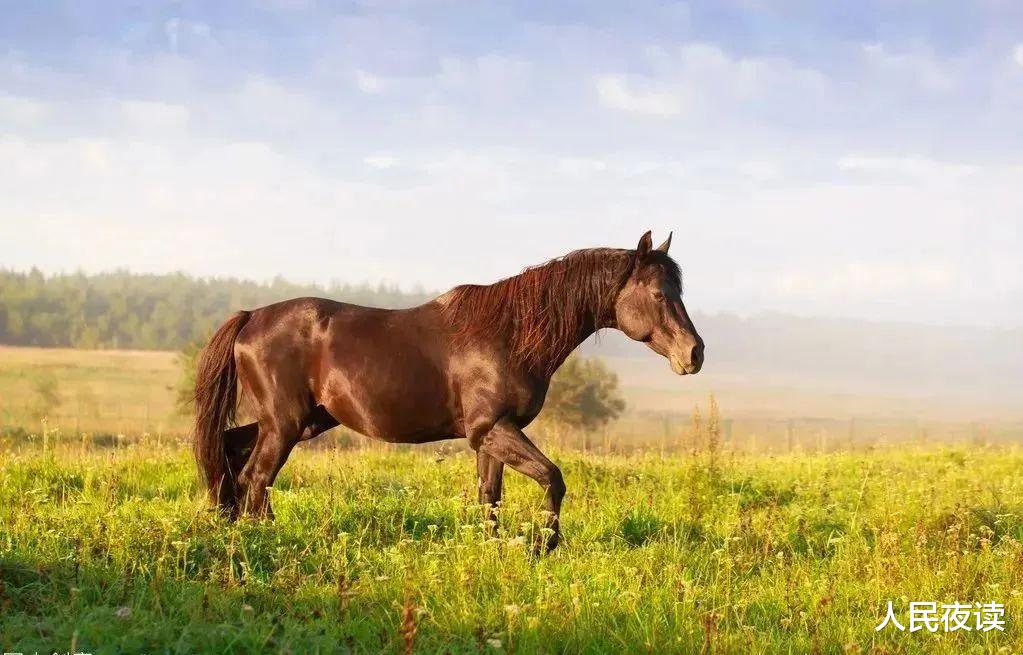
[656,231,672,253]
[636,231,653,259]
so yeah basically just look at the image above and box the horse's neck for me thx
[533,293,616,378]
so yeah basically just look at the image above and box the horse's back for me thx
[234,296,457,442]
[235,296,343,360]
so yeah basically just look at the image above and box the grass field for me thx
[0,346,186,435]
[3,345,1020,452]
[2,439,1022,654]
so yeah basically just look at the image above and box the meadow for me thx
[4,345,1019,454]
[2,345,1022,652]
[0,346,187,436]
[2,437,1022,654]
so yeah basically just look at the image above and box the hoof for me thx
[211,497,239,522]
[531,531,560,556]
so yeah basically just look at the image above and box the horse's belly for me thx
[318,355,457,443]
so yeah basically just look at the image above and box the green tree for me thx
[543,356,625,432]
[0,269,433,351]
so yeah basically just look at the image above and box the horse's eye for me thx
[652,291,664,302]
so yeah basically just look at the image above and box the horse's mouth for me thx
[670,353,702,375]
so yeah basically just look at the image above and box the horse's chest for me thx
[505,376,549,427]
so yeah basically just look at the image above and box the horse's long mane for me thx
[441,248,639,375]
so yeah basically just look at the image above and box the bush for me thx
[543,356,625,432]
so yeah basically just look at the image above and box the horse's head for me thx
[614,231,704,375]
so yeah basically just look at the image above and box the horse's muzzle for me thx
[669,342,703,375]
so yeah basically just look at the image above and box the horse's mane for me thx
[441,247,678,376]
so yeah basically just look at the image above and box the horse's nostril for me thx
[692,343,705,364]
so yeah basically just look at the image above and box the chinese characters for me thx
[876,600,1005,633]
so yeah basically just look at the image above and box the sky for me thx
[0,1,1021,327]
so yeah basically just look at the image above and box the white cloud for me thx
[556,157,607,179]
[0,95,49,125]
[837,154,979,184]
[648,43,827,98]
[414,150,519,199]
[165,18,181,51]
[597,44,829,123]
[120,100,190,133]
[450,55,532,100]
[164,18,212,53]
[355,70,386,94]
[233,77,326,130]
[364,154,398,169]
[1014,43,1023,68]
[595,75,683,117]
[351,55,530,105]
[739,160,781,183]
[77,139,113,173]
[860,42,955,93]
[618,160,685,178]
[1,130,1020,324]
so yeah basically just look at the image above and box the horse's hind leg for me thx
[236,412,303,518]
[234,403,340,516]
[225,423,259,478]
[232,340,314,518]
[215,423,259,518]
[232,342,340,518]
[235,403,341,517]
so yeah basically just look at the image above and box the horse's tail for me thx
[193,310,250,507]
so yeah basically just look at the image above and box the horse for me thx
[193,230,704,552]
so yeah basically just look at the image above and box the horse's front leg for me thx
[476,418,565,554]
[476,451,505,529]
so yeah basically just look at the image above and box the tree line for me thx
[0,268,431,350]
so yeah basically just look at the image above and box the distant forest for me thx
[0,269,431,350]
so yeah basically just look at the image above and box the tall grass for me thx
[2,439,1022,653]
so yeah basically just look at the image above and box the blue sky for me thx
[1,1,1021,326]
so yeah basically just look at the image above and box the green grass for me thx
[3,441,1023,653]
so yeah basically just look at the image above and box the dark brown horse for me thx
[193,231,703,551]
